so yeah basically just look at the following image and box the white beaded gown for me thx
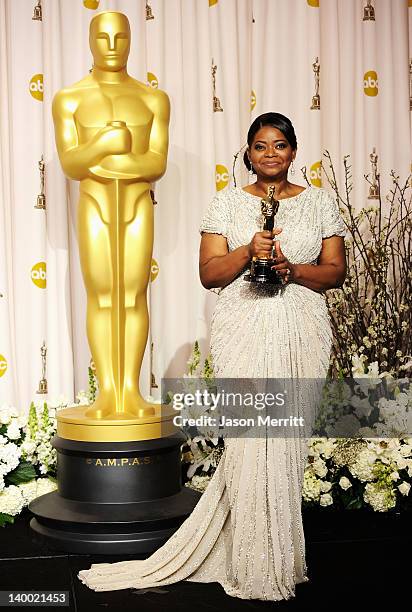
[79,185,346,601]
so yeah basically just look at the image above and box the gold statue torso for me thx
[74,77,152,178]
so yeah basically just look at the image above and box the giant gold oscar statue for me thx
[53,10,174,442]
[29,11,200,554]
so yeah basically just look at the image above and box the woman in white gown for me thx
[79,112,346,602]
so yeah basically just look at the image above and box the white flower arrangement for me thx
[0,393,84,527]
[2,342,411,522]
[181,344,412,513]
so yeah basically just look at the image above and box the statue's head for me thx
[89,11,130,72]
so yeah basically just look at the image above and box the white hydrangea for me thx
[18,479,39,504]
[5,420,21,441]
[0,442,21,474]
[0,484,25,516]
[349,449,376,482]
[363,482,396,512]
[0,405,19,425]
[36,478,57,497]
[302,471,321,502]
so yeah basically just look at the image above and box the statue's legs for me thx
[122,190,153,412]
[77,182,155,419]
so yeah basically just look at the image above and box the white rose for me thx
[312,458,328,478]
[320,493,333,507]
[320,480,332,493]
[397,482,411,496]
[339,476,352,490]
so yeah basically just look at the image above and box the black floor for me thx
[0,509,410,611]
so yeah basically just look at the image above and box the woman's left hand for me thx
[271,239,295,284]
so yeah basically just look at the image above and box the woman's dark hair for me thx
[243,112,297,172]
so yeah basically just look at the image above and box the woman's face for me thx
[248,126,296,180]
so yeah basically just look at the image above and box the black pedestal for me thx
[29,433,201,554]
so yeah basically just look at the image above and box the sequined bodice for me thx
[227,186,322,266]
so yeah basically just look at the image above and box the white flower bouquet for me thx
[0,393,89,527]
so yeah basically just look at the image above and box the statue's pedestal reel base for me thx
[29,430,201,554]
[244,257,282,285]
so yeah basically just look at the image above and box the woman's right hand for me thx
[247,228,282,259]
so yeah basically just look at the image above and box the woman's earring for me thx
[249,167,254,176]
[290,160,295,175]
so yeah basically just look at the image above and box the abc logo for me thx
[215,164,229,191]
[151,258,159,282]
[364,71,378,96]
[307,0,319,6]
[83,0,100,8]
[31,262,47,289]
[309,161,322,187]
[29,74,43,101]
[209,0,218,6]
[250,90,256,111]
[0,354,7,378]
[147,72,158,89]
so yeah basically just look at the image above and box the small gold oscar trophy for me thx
[212,59,223,112]
[83,0,100,9]
[32,0,42,21]
[36,342,48,395]
[150,341,158,389]
[368,148,380,199]
[146,1,154,20]
[244,185,282,285]
[35,155,46,210]
[311,57,320,110]
[409,59,412,111]
[150,189,157,206]
[363,0,375,21]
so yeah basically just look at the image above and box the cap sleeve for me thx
[199,192,231,237]
[320,190,346,239]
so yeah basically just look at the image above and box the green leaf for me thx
[0,513,15,528]
[6,461,37,485]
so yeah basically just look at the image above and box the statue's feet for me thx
[84,392,157,420]
[84,394,115,419]
[122,389,156,418]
